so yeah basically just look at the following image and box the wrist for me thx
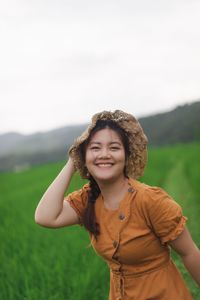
[66,158,75,174]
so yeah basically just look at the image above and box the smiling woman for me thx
[35,110,200,300]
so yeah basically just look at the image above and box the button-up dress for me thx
[65,178,193,300]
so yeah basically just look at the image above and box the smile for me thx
[95,163,113,167]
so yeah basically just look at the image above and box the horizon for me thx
[1,99,198,136]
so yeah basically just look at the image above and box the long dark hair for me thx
[79,119,130,239]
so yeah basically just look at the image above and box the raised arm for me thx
[169,227,200,287]
[34,158,79,228]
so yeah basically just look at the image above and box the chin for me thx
[92,172,123,184]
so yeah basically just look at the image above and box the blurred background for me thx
[0,0,200,299]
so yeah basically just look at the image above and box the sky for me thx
[0,0,200,135]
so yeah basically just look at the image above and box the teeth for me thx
[97,163,112,167]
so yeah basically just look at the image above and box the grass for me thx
[0,142,200,299]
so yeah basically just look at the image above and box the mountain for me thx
[0,101,200,172]
[139,101,200,146]
[0,124,88,172]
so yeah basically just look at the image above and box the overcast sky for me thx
[0,0,200,135]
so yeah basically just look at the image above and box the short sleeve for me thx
[64,183,89,224]
[144,186,188,245]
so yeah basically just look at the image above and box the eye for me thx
[110,146,120,151]
[90,146,100,151]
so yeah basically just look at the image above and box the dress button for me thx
[128,187,134,193]
[113,240,118,248]
[119,213,125,220]
[113,255,119,261]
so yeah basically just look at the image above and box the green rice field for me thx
[0,142,200,299]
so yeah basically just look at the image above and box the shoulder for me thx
[64,183,90,220]
[129,178,168,203]
[129,178,187,244]
[65,183,90,203]
[129,178,180,214]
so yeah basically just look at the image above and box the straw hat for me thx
[68,110,148,179]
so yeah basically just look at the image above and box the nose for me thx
[98,147,111,158]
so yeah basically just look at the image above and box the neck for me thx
[96,175,129,205]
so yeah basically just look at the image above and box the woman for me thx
[35,110,200,300]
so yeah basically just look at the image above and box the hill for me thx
[0,100,199,172]
[140,101,200,145]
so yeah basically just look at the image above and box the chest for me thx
[91,198,166,265]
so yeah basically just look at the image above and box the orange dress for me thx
[65,178,193,300]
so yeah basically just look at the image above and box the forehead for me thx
[89,128,122,143]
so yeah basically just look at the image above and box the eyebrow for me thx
[89,141,122,145]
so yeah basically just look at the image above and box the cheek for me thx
[118,151,126,163]
[85,151,96,164]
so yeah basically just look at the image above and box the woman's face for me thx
[85,128,126,183]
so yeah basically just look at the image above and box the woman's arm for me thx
[169,227,200,286]
[34,158,79,228]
